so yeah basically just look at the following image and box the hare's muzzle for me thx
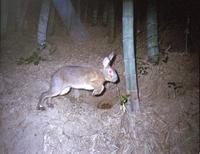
[109,70,118,83]
[112,75,118,83]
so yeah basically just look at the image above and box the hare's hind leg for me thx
[37,87,71,110]
[37,89,61,110]
[46,87,71,108]
[37,91,51,110]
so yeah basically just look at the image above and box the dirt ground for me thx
[0,23,199,154]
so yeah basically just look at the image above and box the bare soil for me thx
[0,24,199,154]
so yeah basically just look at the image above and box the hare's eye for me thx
[108,69,113,76]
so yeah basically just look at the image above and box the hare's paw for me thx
[37,104,46,110]
[92,86,104,96]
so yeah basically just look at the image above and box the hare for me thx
[37,52,118,110]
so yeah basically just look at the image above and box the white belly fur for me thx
[71,84,94,90]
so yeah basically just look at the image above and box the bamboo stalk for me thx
[76,0,81,16]
[108,0,115,43]
[52,0,87,42]
[1,0,9,37]
[37,0,51,48]
[102,0,109,26]
[52,0,73,32]
[16,0,29,33]
[47,2,56,36]
[122,0,140,112]
[92,0,98,26]
[147,0,159,64]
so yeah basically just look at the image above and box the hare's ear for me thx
[108,52,115,61]
[103,57,110,68]
[103,52,115,68]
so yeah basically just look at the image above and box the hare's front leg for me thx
[92,85,104,96]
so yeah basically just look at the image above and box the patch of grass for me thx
[16,52,45,65]
[120,94,129,106]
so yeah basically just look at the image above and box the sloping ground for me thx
[0,25,199,154]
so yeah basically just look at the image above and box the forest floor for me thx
[0,24,199,154]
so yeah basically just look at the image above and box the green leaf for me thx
[120,94,130,105]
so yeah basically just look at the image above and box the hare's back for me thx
[60,65,98,76]
[53,65,103,85]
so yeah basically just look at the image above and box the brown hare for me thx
[37,52,118,110]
